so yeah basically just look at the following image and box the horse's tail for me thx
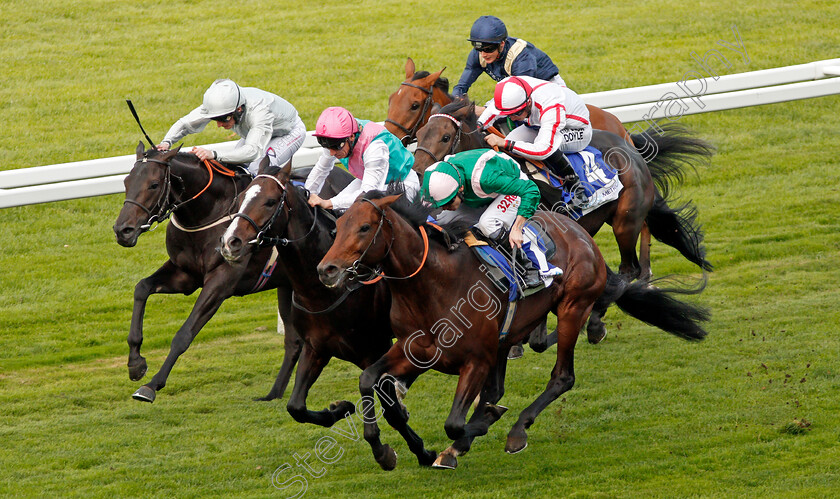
[646,194,713,272]
[632,123,714,199]
[600,267,710,341]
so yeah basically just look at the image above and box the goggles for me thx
[316,136,347,150]
[211,114,234,123]
[472,42,500,53]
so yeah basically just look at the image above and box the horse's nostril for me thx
[120,227,135,236]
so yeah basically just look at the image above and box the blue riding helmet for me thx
[468,15,508,44]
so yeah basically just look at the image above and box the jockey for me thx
[305,107,420,211]
[452,15,566,98]
[478,75,592,208]
[158,79,306,175]
[421,149,563,288]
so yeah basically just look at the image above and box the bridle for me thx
[414,113,470,164]
[123,154,239,234]
[385,80,435,145]
[230,174,320,247]
[345,198,429,285]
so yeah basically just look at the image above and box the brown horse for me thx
[113,142,353,403]
[385,57,633,146]
[218,160,437,467]
[317,190,709,469]
[411,99,713,287]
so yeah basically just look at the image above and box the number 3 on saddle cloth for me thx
[526,146,623,218]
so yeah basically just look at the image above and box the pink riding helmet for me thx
[314,107,359,138]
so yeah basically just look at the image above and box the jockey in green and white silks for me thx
[421,149,563,281]
[306,107,419,211]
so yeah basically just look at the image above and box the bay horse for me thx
[384,57,633,146]
[317,191,709,469]
[411,99,713,285]
[218,160,437,468]
[113,142,353,403]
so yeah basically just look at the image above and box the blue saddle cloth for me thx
[530,146,621,218]
[470,221,555,302]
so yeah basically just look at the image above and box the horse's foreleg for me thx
[506,301,589,454]
[358,345,419,471]
[285,345,355,427]
[132,267,236,403]
[128,261,197,382]
[257,285,303,401]
[443,361,491,443]
[375,371,437,467]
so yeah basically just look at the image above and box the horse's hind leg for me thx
[638,222,653,281]
[612,215,643,280]
[506,302,590,454]
[257,286,303,401]
[133,267,236,402]
[128,261,198,382]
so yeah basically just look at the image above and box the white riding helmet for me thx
[493,76,533,116]
[200,79,243,119]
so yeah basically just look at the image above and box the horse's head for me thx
[413,98,478,174]
[317,194,402,289]
[385,58,447,144]
[220,157,293,262]
[113,141,181,247]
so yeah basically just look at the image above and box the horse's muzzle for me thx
[317,261,345,289]
[113,223,140,247]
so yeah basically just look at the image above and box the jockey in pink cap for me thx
[305,107,420,211]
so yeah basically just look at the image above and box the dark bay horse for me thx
[218,161,437,468]
[113,142,353,403]
[385,57,633,146]
[317,191,709,469]
[411,99,713,286]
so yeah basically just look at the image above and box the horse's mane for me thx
[260,164,338,230]
[439,97,479,130]
[362,187,470,249]
[411,71,450,95]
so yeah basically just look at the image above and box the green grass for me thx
[2,0,840,497]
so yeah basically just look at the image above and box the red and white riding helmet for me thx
[314,106,359,139]
[493,76,534,116]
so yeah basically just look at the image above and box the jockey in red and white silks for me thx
[478,75,592,159]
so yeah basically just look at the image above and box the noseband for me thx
[385,81,435,145]
[414,113,465,164]
[123,155,174,233]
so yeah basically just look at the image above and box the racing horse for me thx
[113,142,353,403]
[384,57,633,146]
[317,191,709,469]
[411,98,713,285]
[219,160,437,468]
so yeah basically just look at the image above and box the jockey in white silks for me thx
[158,79,306,176]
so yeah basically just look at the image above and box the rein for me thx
[231,174,320,247]
[348,199,430,285]
[384,81,435,145]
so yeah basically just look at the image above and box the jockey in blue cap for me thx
[453,16,567,98]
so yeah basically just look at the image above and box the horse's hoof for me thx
[376,445,398,471]
[507,344,525,360]
[587,326,607,345]
[432,452,458,469]
[329,400,356,417]
[418,449,438,467]
[127,358,147,381]
[254,393,277,402]
[485,404,509,423]
[132,385,156,403]
[505,430,528,454]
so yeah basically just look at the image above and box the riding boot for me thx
[491,230,542,289]
[545,149,589,209]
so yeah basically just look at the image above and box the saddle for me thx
[464,222,556,302]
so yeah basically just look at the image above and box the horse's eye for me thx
[359,223,371,233]
[149,182,160,190]
[265,198,278,207]
[442,135,451,143]
[411,102,420,111]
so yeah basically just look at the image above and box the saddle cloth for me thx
[521,146,623,219]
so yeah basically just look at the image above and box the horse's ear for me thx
[258,154,271,174]
[160,146,180,162]
[429,67,446,83]
[430,102,442,114]
[405,57,416,79]
[277,159,292,185]
[375,193,403,210]
[136,141,145,158]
